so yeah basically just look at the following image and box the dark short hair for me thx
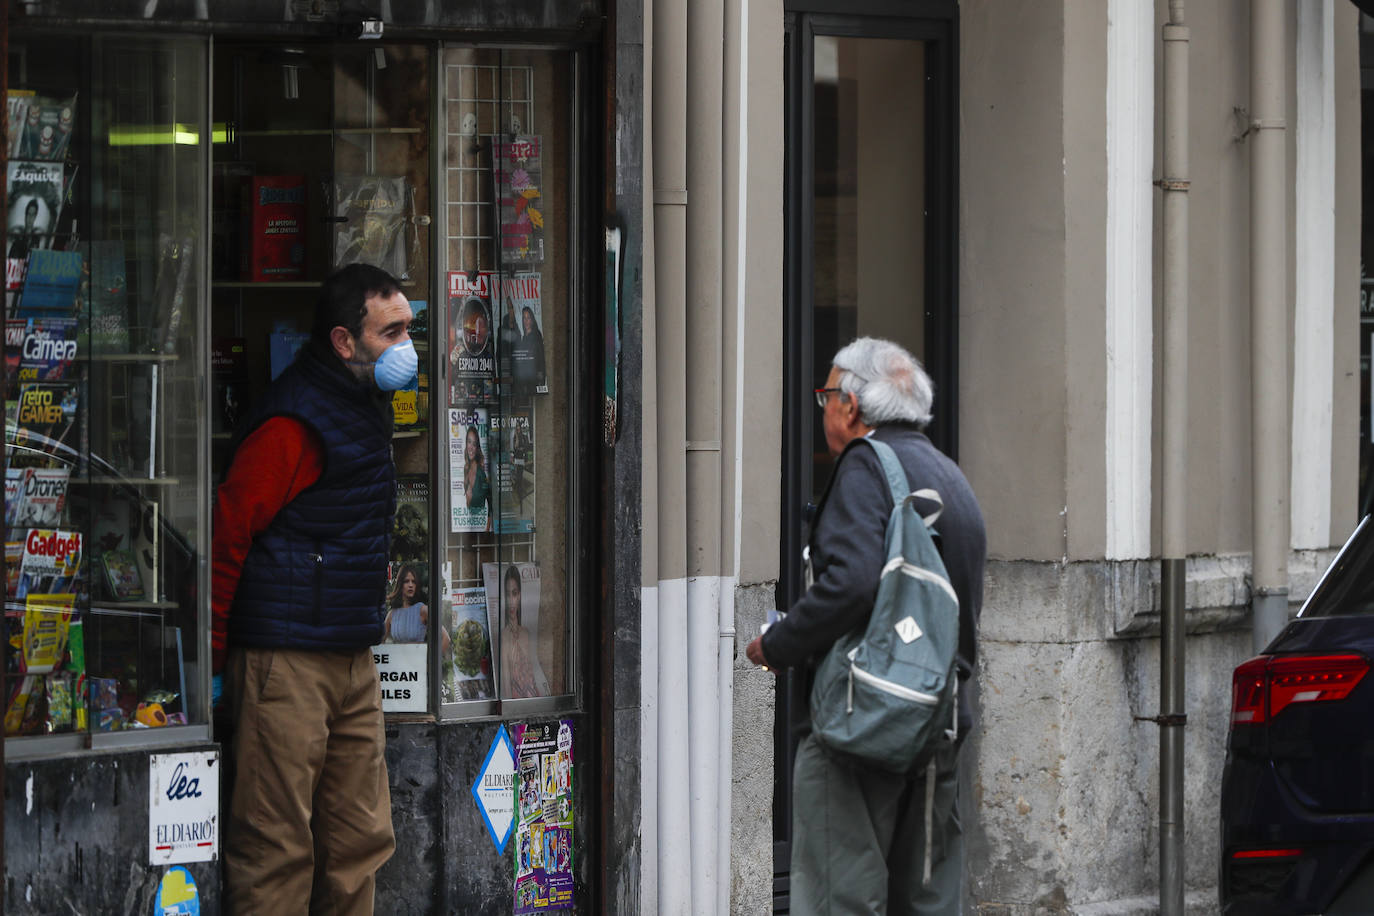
[312,263,402,347]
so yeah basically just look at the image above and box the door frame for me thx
[776,1,958,904]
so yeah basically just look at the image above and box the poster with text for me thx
[513,719,573,914]
[448,270,496,403]
[482,561,548,699]
[448,585,494,702]
[449,406,491,532]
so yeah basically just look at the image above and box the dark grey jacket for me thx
[762,422,987,738]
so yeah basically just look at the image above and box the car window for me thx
[1299,516,1374,617]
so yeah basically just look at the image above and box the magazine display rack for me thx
[439,50,574,714]
[4,38,206,752]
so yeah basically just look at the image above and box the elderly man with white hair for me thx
[747,337,986,916]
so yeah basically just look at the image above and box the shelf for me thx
[235,127,422,138]
[77,476,182,487]
[88,352,181,363]
[213,281,319,289]
[214,280,418,289]
[90,602,178,617]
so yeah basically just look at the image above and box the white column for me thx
[1105,0,1155,560]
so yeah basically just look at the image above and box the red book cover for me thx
[241,174,306,282]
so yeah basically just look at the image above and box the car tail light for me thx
[1229,654,1369,725]
[1231,848,1303,860]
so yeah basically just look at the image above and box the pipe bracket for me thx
[1154,178,1190,191]
[1134,714,1188,727]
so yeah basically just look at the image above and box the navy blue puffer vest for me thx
[227,345,395,651]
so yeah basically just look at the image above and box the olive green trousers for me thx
[790,734,963,916]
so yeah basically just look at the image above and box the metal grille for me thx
[443,62,533,272]
[443,60,537,596]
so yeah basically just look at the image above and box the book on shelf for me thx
[17,249,82,315]
[17,93,77,162]
[150,234,194,354]
[90,497,132,555]
[269,328,309,380]
[6,159,63,262]
[212,336,249,435]
[212,161,255,281]
[99,548,144,602]
[88,240,130,353]
[133,498,159,603]
[391,475,429,565]
[334,174,409,280]
[6,90,33,159]
[9,467,71,529]
[12,380,79,458]
[241,174,306,282]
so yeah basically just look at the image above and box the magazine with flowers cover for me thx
[492,136,544,266]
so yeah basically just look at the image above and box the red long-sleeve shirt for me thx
[211,416,324,673]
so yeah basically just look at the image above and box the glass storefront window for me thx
[810,35,927,499]
[440,48,577,713]
[5,35,209,753]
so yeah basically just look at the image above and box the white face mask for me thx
[356,339,418,391]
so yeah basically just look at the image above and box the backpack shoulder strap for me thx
[860,437,910,508]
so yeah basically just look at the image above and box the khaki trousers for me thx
[224,647,395,916]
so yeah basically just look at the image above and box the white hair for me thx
[832,337,934,427]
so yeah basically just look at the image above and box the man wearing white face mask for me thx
[212,263,411,915]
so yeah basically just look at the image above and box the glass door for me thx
[777,6,957,907]
[209,39,436,712]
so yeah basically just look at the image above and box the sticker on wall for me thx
[148,752,219,865]
[155,866,200,916]
[513,719,574,913]
[471,724,516,852]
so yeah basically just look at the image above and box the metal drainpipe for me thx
[686,0,726,908]
[1158,3,1189,914]
[650,0,693,907]
[1250,0,1290,654]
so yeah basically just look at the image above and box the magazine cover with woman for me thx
[449,406,491,532]
[482,561,548,699]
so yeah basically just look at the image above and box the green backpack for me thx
[809,437,960,775]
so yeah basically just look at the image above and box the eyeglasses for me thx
[814,387,843,409]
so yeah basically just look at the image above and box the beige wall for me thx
[960,1,1070,561]
[960,0,1361,563]
[1063,0,1109,561]
[732,0,785,587]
